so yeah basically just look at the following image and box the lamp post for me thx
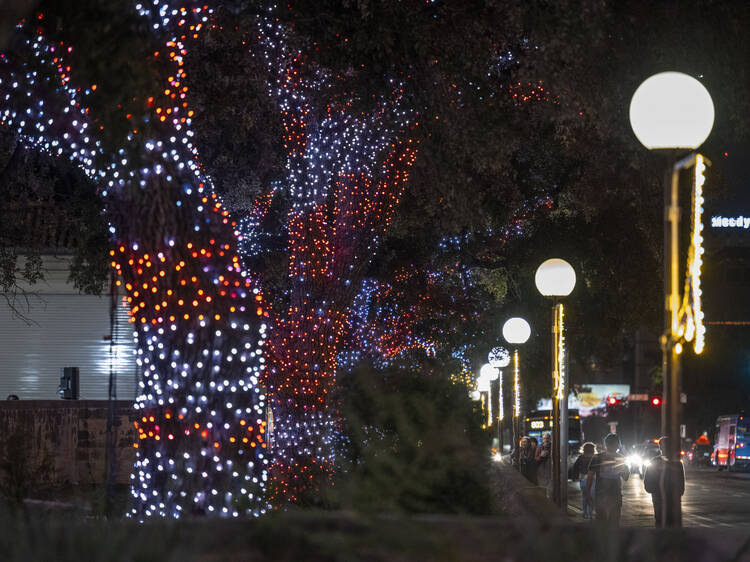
[489,346,511,453]
[476,365,493,434]
[630,71,714,527]
[479,363,499,430]
[502,317,531,468]
[535,258,576,511]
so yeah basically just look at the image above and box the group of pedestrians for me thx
[516,432,685,527]
[517,434,553,494]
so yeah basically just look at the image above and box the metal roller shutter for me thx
[0,256,138,401]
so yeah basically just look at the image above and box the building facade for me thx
[0,255,138,401]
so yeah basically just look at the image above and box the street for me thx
[568,466,750,528]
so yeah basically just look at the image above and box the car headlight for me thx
[625,455,642,468]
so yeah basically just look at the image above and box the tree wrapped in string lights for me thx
[252,16,418,503]
[0,4,270,518]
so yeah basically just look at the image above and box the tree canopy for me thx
[2,0,748,405]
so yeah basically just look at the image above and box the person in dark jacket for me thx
[518,436,538,484]
[535,433,552,496]
[571,442,597,519]
[586,433,630,524]
[643,436,686,527]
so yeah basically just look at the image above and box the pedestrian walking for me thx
[643,436,686,527]
[518,436,538,484]
[585,433,629,525]
[571,442,596,519]
[535,432,552,497]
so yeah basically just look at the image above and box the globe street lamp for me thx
[536,258,576,511]
[488,346,511,453]
[629,72,714,150]
[630,71,714,528]
[502,317,531,468]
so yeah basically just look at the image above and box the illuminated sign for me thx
[711,216,750,229]
[536,384,631,417]
[530,420,545,429]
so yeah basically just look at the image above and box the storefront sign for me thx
[711,216,750,229]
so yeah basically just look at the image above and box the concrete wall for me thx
[0,400,135,485]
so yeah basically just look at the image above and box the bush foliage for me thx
[324,364,493,515]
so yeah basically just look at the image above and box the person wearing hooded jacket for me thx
[643,436,686,527]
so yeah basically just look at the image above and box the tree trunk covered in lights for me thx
[112,173,270,519]
[0,6,271,518]
[109,9,273,518]
[256,17,418,502]
[264,148,416,502]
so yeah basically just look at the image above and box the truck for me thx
[712,414,750,471]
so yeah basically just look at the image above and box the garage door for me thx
[0,288,138,401]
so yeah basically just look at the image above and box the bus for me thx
[713,414,750,471]
[524,409,583,460]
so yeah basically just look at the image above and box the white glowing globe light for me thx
[502,317,531,345]
[476,376,491,393]
[629,72,714,150]
[535,258,576,297]
[470,390,481,401]
[488,346,511,368]
[480,363,499,381]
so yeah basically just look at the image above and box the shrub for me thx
[326,364,492,515]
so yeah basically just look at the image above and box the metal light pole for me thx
[480,363,499,433]
[503,318,531,468]
[536,258,576,512]
[554,302,569,512]
[497,371,504,452]
[513,350,520,463]
[489,346,511,454]
[630,72,713,527]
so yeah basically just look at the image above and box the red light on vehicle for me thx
[608,397,617,405]
[651,397,661,406]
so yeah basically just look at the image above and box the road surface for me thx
[568,466,750,527]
